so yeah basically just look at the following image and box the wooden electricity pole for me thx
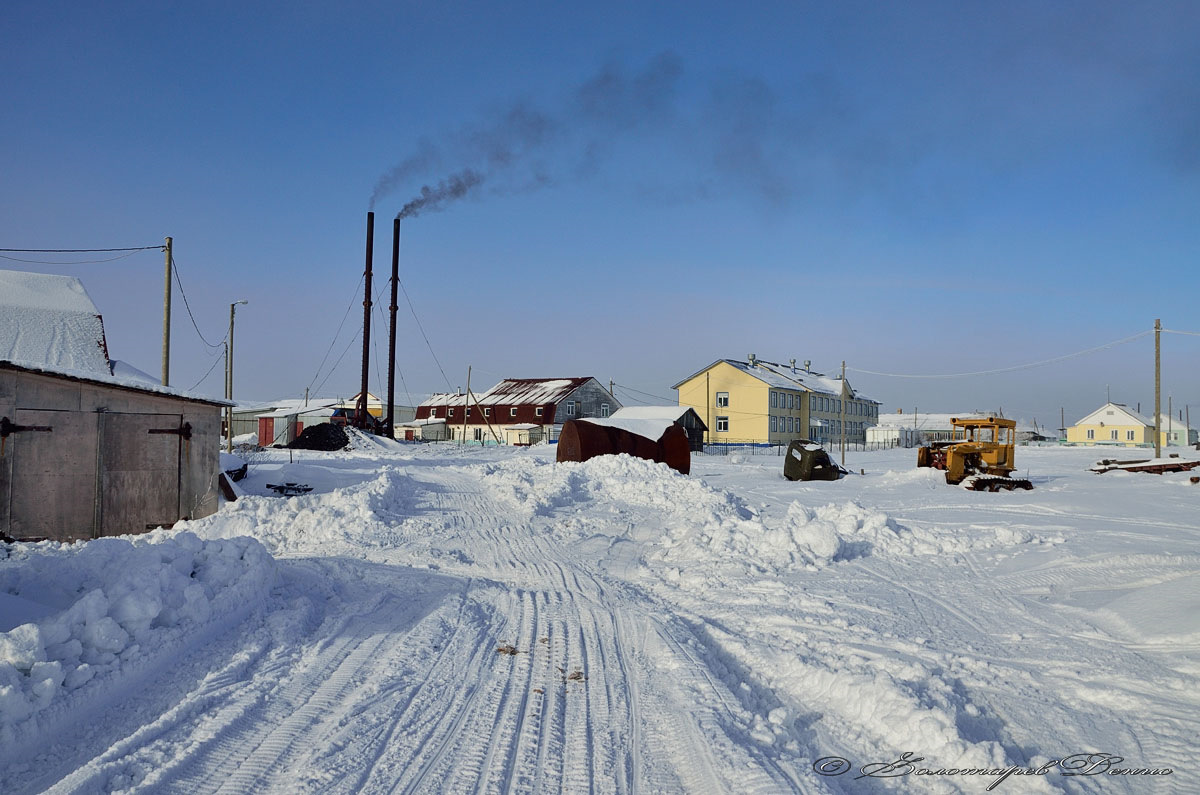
[1155,318,1162,458]
[840,361,847,465]
[161,237,172,386]
[461,366,471,444]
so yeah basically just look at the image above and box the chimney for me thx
[748,353,756,367]
[789,358,796,372]
[804,360,811,372]
[897,408,903,414]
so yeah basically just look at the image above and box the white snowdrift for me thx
[0,532,274,747]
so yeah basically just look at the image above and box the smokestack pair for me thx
[358,212,401,437]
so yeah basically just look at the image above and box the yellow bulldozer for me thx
[916,416,1033,491]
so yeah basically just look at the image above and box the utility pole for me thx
[462,366,471,444]
[386,218,400,438]
[358,212,374,431]
[1155,318,1162,458]
[161,237,172,386]
[1168,395,1173,447]
[225,300,247,453]
[840,361,847,465]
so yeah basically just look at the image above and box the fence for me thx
[701,439,882,456]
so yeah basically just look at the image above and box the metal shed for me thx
[0,269,225,542]
[1,363,224,542]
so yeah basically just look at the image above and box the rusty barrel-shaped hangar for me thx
[556,418,691,475]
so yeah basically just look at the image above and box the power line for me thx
[313,329,362,398]
[0,249,153,265]
[187,343,227,392]
[1164,329,1200,337]
[612,382,677,404]
[0,246,162,253]
[395,229,454,391]
[305,273,366,396]
[168,254,225,350]
[848,330,1153,379]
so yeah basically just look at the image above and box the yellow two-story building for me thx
[673,354,880,446]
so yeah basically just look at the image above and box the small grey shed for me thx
[0,270,226,542]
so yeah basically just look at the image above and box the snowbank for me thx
[0,532,274,748]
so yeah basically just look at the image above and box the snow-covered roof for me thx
[234,398,340,414]
[0,269,228,405]
[401,417,447,427]
[1074,403,1154,428]
[673,358,876,402]
[1155,414,1192,431]
[257,405,336,419]
[421,377,595,408]
[0,269,111,376]
[609,405,707,431]
[873,412,995,431]
[579,416,676,442]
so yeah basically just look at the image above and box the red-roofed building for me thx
[413,377,621,444]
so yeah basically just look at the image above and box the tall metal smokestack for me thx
[358,212,374,430]
[386,218,400,438]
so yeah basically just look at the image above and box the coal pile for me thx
[285,423,349,451]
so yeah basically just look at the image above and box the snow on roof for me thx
[579,416,675,441]
[399,417,447,427]
[420,377,594,408]
[0,270,228,405]
[0,269,111,376]
[1156,414,1193,431]
[235,398,340,414]
[257,404,336,419]
[873,412,999,431]
[673,358,877,402]
[1075,402,1154,428]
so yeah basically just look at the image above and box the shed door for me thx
[99,412,183,536]
[7,409,97,542]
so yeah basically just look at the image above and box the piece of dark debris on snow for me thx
[495,644,522,656]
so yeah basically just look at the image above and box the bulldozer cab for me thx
[951,417,1015,446]
[918,416,1030,489]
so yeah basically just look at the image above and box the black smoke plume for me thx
[396,169,484,219]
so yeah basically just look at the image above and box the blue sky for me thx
[2,1,1198,428]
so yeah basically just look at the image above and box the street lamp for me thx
[226,300,248,453]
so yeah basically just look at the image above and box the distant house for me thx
[415,377,621,443]
[257,402,336,446]
[0,270,225,542]
[231,393,416,445]
[673,355,880,445]
[1067,403,1154,447]
[607,406,708,451]
[1156,414,1197,447]
[395,417,450,441]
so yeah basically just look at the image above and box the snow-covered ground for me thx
[2,438,1197,793]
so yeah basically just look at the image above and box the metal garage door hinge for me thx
[1,416,53,456]
[1,416,53,437]
[148,422,192,440]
